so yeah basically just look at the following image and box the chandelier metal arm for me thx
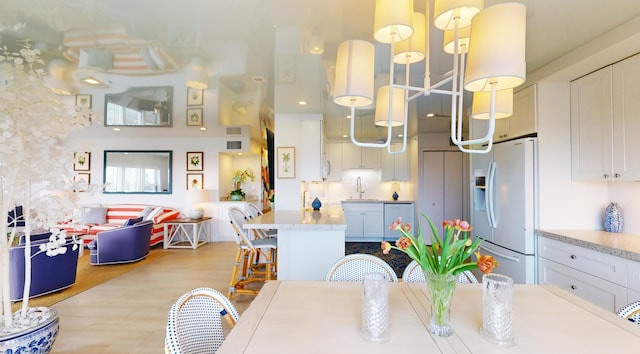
[349,105,392,148]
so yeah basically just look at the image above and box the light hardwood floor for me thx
[51,242,255,353]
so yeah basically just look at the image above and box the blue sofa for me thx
[88,220,153,265]
[10,231,80,301]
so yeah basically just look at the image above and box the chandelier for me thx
[333,0,526,154]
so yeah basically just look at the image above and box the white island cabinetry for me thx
[342,202,383,241]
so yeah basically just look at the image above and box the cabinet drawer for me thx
[538,258,627,312]
[627,259,640,292]
[342,203,383,213]
[538,237,627,286]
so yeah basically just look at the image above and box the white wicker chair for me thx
[245,202,277,238]
[227,207,277,299]
[165,287,240,354]
[401,260,479,284]
[617,301,640,325]
[325,254,398,282]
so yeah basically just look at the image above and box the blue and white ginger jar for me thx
[604,202,624,233]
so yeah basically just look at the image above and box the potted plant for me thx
[0,41,90,351]
[229,168,255,201]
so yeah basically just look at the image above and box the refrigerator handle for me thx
[484,164,493,227]
[480,244,520,262]
[487,162,498,228]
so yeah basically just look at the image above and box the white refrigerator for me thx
[470,137,538,284]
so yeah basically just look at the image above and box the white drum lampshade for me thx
[374,0,414,44]
[187,189,209,219]
[394,12,426,64]
[374,85,406,127]
[443,26,471,54]
[433,0,484,31]
[464,2,526,92]
[471,88,513,119]
[333,40,375,107]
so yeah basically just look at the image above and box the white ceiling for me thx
[3,0,640,139]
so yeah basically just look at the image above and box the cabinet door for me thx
[510,84,536,139]
[494,118,510,141]
[362,211,384,239]
[298,119,323,181]
[362,147,380,169]
[343,210,363,238]
[381,143,409,181]
[341,143,361,169]
[539,258,627,313]
[612,54,640,181]
[570,66,613,181]
[326,143,342,181]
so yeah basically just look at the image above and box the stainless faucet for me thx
[356,176,365,199]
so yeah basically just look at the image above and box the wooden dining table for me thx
[218,280,640,353]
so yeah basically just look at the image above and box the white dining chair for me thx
[617,300,640,325]
[325,254,398,282]
[227,207,277,299]
[165,287,240,354]
[245,202,277,238]
[401,260,479,284]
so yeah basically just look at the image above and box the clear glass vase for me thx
[424,270,457,337]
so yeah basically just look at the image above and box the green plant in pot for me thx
[0,41,91,352]
[229,168,256,201]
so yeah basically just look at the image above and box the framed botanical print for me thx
[186,151,203,171]
[187,173,203,190]
[187,87,204,106]
[186,108,203,126]
[277,55,295,84]
[75,94,92,108]
[73,152,91,171]
[73,173,90,192]
[277,146,295,178]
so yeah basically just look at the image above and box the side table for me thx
[66,231,86,257]
[164,217,212,249]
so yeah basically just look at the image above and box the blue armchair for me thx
[9,231,80,301]
[88,220,153,265]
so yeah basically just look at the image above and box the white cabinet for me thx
[571,53,640,181]
[380,143,409,181]
[325,142,342,181]
[342,202,384,241]
[538,237,628,312]
[298,119,325,181]
[342,143,380,170]
[473,84,537,143]
[383,202,414,239]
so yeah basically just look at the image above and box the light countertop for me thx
[538,229,640,262]
[341,199,414,204]
[243,208,346,231]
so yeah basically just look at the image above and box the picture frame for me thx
[186,108,203,126]
[277,55,295,84]
[186,151,203,171]
[187,173,204,190]
[75,94,92,108]
[73,173,90,192]
[187,87,204,106]
[277,146,295,179]
[73,152,91,171]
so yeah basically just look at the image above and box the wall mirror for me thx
[104,86,173,126]
[103,150,172,194]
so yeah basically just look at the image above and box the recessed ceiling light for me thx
[200,127,207,131]
[346,115,351,119]
[80,76,109,88]
[113,127,120,131]
[343,134,348,138]
[426,113,435,118]
[298,100,308,105]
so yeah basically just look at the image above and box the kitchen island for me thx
[243,208,347,280]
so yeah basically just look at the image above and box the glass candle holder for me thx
[361,272,389,343]
[481,273,516,346]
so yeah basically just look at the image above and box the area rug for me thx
[345,242,412,279]
[11,247,168,311]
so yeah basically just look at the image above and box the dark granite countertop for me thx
[538,229,640,262]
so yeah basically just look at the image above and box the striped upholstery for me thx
[62,204,179,247]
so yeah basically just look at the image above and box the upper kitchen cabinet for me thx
[571,53,640,181]
[380,143,409,181]
[298,118,326,181]
[342,143,380,170]
[325,142,342,181]
[471,84,537,143]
